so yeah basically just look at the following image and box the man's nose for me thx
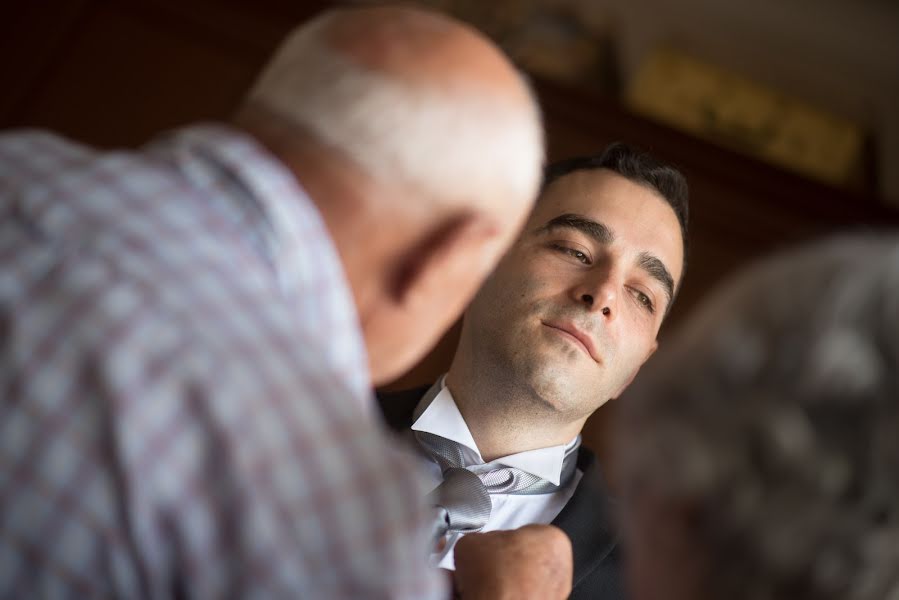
[575,272,618,318]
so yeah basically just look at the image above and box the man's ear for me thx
[389,212,500,306]
[611,340,659,400]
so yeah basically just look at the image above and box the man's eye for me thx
[636,291,655,314]
[551,244,590,265]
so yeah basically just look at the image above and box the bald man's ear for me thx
[361,212,503,386]
[390,213,500,307]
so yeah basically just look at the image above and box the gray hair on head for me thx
[243,11,544,206]
[618,234,899,600]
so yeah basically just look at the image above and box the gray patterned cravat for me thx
[416,430,581,537]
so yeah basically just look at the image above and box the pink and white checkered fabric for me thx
[0,125,445,599]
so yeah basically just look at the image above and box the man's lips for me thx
[541,320,600,363]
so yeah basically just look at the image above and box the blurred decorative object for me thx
[421,0,531,39]
[421,0,619,93]
[502,5,617,92]
[626,48,867,190]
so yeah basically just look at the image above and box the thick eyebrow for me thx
[535,213,614,245]
[536,213,676,308]
[638,252,675,307]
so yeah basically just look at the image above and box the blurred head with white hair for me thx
[616,234,899,600]
[234,5,544,384]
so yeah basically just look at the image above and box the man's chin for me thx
[521,365,594,412]
[494,343,599,406]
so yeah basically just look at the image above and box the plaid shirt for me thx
[0,126,445,599]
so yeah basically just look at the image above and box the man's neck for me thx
[444,360,584,463]
[234,108,391,325]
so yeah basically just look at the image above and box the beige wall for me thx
[574,0,899,204]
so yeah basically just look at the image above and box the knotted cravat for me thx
[416,430,580,538]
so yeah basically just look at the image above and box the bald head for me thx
[237,6,544,384]
[328,6,527,95]
[242,5,543,211]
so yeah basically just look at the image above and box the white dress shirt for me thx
[410,376,582,570]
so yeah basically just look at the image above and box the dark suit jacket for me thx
[377,386,625,600]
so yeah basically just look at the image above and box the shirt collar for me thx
[411,375,578,486]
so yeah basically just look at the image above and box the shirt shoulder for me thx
[0,127,445,598]
[0,130,96,199]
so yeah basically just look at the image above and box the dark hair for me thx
[543,143,690,293]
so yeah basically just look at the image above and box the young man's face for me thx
[462,168,684,422]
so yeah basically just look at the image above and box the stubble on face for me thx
[451,169,682,454]
[468,267,616,425]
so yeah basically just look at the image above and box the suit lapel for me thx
[377,385,430,431]
[551,446,618,589]
[376,384,619,590]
